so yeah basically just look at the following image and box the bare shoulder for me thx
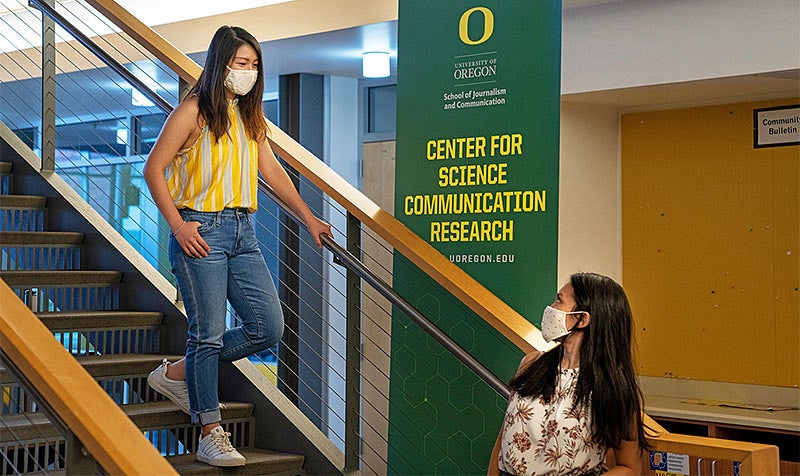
[162,97,203,141]
[172,96,200,122]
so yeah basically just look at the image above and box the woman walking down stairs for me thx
[0,156,306,475]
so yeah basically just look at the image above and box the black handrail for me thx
[29,0,173,114]
[258,178,512,399]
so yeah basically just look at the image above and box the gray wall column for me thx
[277,73,325,429]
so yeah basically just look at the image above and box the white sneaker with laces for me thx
[147,359,190,415]
[196,426,246,467]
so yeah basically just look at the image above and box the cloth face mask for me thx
[541,305,584,342]
[224,66,258,96]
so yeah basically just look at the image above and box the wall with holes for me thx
[620,98,799,387]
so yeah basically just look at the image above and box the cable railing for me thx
[0,0,783,475]
[0,0,178,280]
[248,179,519,473]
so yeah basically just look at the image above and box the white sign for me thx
[666,452,690,475]
[754,105,800,148]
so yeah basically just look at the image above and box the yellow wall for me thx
[621,99,799,387]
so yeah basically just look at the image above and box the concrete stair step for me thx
[0,354,180,384]
[168,448,305,475]
[0,270,122,286]
[0,162,11,174]
[0,231,83,245]
[0,194,46,208]
[36,310,163,330]
[0,401,254,443]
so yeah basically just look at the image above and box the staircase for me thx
[0,159,306,475]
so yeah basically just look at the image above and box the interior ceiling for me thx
[563,71,800,111]
[202,21,399,95]
[1,0,796,115]
[177,0,797,110]
[166,0,630,75]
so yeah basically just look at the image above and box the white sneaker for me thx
[147,359,190,415]
[196,426,246,467]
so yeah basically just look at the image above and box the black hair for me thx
[509,272,649,452]
[188,25,267,142]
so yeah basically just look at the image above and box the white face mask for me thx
[540,305,584,342]
[224,66,258,96]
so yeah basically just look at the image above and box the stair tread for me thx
[124,400,253,419]
[0,270,123,285]
[0,401,254,442]
[17,449,304,476]
[168,448,305,475]
[37,310,163,329]
[0,231,84,245]
[0,163,309,473]
[0,194,47,208]
[0,354,182,383]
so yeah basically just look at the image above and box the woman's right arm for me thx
[143,99,209,257]
[487,350,542,475]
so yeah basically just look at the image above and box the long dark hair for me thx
[509,272,649,452]
[188,25,267,142]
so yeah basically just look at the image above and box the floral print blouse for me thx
[498,367,607,476]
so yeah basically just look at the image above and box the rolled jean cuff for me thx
[196,408,221,426]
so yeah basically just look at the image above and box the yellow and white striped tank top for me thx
[166,99,258,212]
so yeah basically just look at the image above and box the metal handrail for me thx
[28,0,173,114]
[259,178,512,399]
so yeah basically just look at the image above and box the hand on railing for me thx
[305,215,332,249]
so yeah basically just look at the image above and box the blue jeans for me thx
[170,208,284,425]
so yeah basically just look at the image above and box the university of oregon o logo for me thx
[458,7,494,45]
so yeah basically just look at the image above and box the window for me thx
[367,85,396,133]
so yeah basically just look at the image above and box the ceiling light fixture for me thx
[362,51,390,78]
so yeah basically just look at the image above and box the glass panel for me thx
[12,127,38,149]
[133,113,166,155]
[367,85,397,133]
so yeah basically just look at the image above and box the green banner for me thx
[390,1,561,474]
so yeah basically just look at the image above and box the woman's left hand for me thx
[306,216,332,248]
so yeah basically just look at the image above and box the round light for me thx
[362,51,390,78]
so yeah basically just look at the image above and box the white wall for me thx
[558,102,621,285]
[562,0,800,94]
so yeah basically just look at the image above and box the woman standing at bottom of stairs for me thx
[142,25,331,468]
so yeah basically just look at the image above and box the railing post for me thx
[178,77,191,102]
[25,288,39,311]
[344,212,362,472]
[65,433,97,475]
[39,0,56,172]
